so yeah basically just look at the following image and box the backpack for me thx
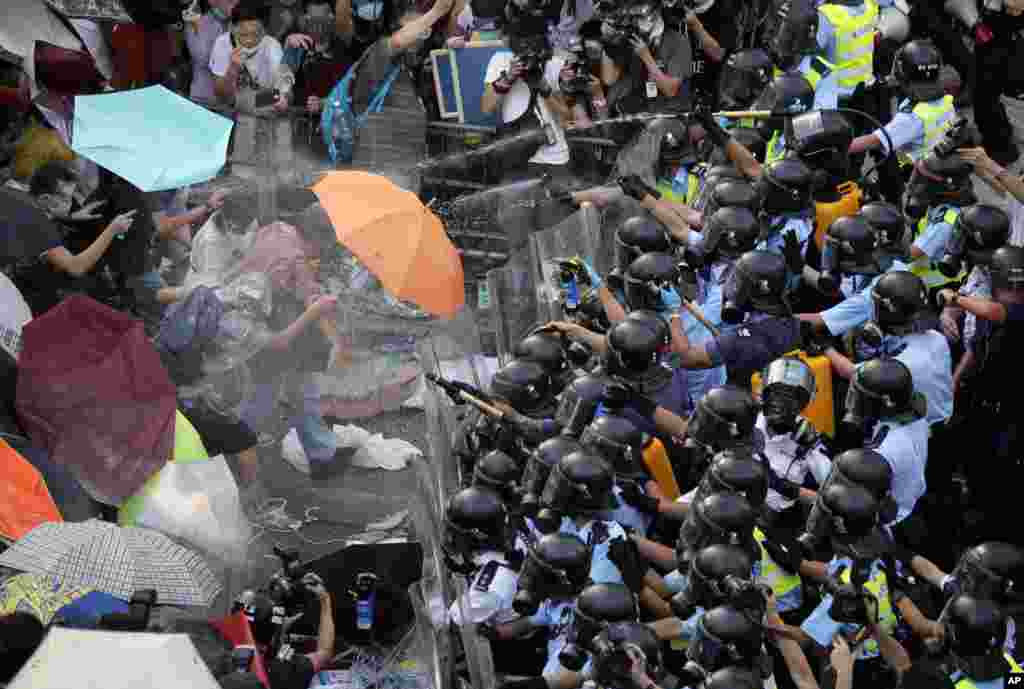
[155,287,226,386]
[320,53,401,164]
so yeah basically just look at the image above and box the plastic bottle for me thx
[355,573,378,633]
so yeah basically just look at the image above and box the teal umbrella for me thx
[72,85,234,192]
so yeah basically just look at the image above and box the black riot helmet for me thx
[514,331,570,388]
[943,595,1009,682]
[677,492,760,570]
[842,358,921,438]
[869,271,928,336]
[991,246,1024,293]
[521,436,583,516]
[559,583,640,671]
[718,49,774,110]
[787,110,855,188]
[624,252,682,312]
[491,358,554,416]
[556,373,611,438]
[821,215,881,290]
[767,0,819,71]
[952,543,1024,603]
[721,250,791,323]
[580,413,647,480]
[759,356,817,431]
[591,623,665,689]
[473,449,523,501]
[660,128,697,179]
[704,179,761,220]
[695,448,770,509]
[946,202,1011,270]
[513,532,591,615]
[905,154,977,221]
[689,605,766,674]
[684,543,757,611]
[830,448,897,524]
[757,71,815,118]
[860,202,909,253]
[892,40,943,102]
[687,386,760,452]
[616,216,671,274]
[702,207,762,262]
[696,165,745,207]
[757,158,815,217]
[538,449,617,526]
[604,317,667,379]
[444,486,510,565]
[799,480,882,560]
[578,287,612,333]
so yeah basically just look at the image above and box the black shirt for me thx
[678,0,739,108]
[969,302,1024,405]
[266,654,316,689]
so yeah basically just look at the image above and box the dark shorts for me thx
[179,395,259,456]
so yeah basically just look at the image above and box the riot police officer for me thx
[588,622,667,689]
[716,49,775,114]
[751,72,819,165]
[672,250,807,387]
[816,0,878,104]
[686,605,772,679]
[582,412,658,534]
[549,583,640,678]
[521,436,584,518]
[555,373,613,440]
[838,357,930,536]
[607,216,674,305]
[818,271,954,430]
[490,358,563,446]
[474,449,525,506]
[444,486,526,626]
[932,595,1024,685]
[766,0,840,113]
[514,330,575,394]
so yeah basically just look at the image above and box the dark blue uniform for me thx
[704,314,804,387]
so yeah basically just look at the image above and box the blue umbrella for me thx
[72,85,234,193]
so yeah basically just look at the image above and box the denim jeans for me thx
[240,374,338,468]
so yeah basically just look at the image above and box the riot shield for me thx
[529,204,604,323]
[487,247,540,365]
[613,117,690,190]
[452,576,499,689]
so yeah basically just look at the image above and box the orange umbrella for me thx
[312,171,465,319]
[0,439,62,542]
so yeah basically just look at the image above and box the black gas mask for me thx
[686,608,772,680]
[512,536,592,615]
[555,374,609,438]
[759,357,816,434]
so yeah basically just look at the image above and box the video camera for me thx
[267,545,317,615]
[932,117,982,159]
[560,38,602,96]
[822,559,878,626]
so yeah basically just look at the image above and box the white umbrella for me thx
[0,271,33,361]
[0,519,222,607]
[9,627,222,689]
[0,0,83,64]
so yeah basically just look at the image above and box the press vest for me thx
[952,653,1024,688]
[898,95,957,165]
[817,0,879,90]
[838,560,897,659]
[754,528,801,599]
[911,206,966,288]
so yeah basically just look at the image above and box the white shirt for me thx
[756,414,811,512]
[484,51,570,165]
[448,551,521,625]
[209,33,285,91]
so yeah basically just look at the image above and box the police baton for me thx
[681,298,721,338]
[711,110,773,119]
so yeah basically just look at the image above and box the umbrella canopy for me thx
[15,295,178,505]
[0,271,33,362]
[72,85,234,192]
[43,0,133,23]
[313,171,465,319]
[33,41,106,95]
[0,1,83,66]
[0,440,63,543]
[0,573,129,626]
[0,519,222,607]
[0,188,64,264]
[8,627,222,689]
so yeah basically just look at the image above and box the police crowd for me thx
[431,0,1024,687]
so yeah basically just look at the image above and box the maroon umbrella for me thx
[34,41,105,95]
[15,295,176,505]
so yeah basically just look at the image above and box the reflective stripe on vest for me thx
[953,653,1024,687]
[657,174,701,206]
[773,57,834,89]
[754,528,801,598]
[899,95,957,165]
[818,0,879,90]
[839,561,897,659]
[911,207,966,288]
[766,130,785,164]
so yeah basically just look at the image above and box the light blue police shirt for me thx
[820,260,910,335]
[870,416,930,522]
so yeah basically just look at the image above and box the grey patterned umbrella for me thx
[0,520,221,607]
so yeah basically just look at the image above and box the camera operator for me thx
[973,0,1024,167]
[595,2,693,115]
[482,11,572,182]
[238,573,336,689]
[670,0,736,110]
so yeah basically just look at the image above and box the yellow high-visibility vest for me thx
[898,95,957,165]
[952,653,1023,687]
[838,561,897,659]
[754,528,802,599]
[910,206,966,289]
[818,0,879,90]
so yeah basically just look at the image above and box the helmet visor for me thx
[580,425,641,477]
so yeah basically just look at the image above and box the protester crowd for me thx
[2,0,1024,687]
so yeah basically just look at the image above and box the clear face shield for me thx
[580,424,644,479]
[760,358,815,432]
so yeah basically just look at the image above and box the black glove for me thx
[695,106,729,148]
[762,537,804,574]
[618,174,660,201]
[782,230,804,275]
[608,536,646,592]
[619,481,660,514]
[800,321,832,357]
[767,468,802,501]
